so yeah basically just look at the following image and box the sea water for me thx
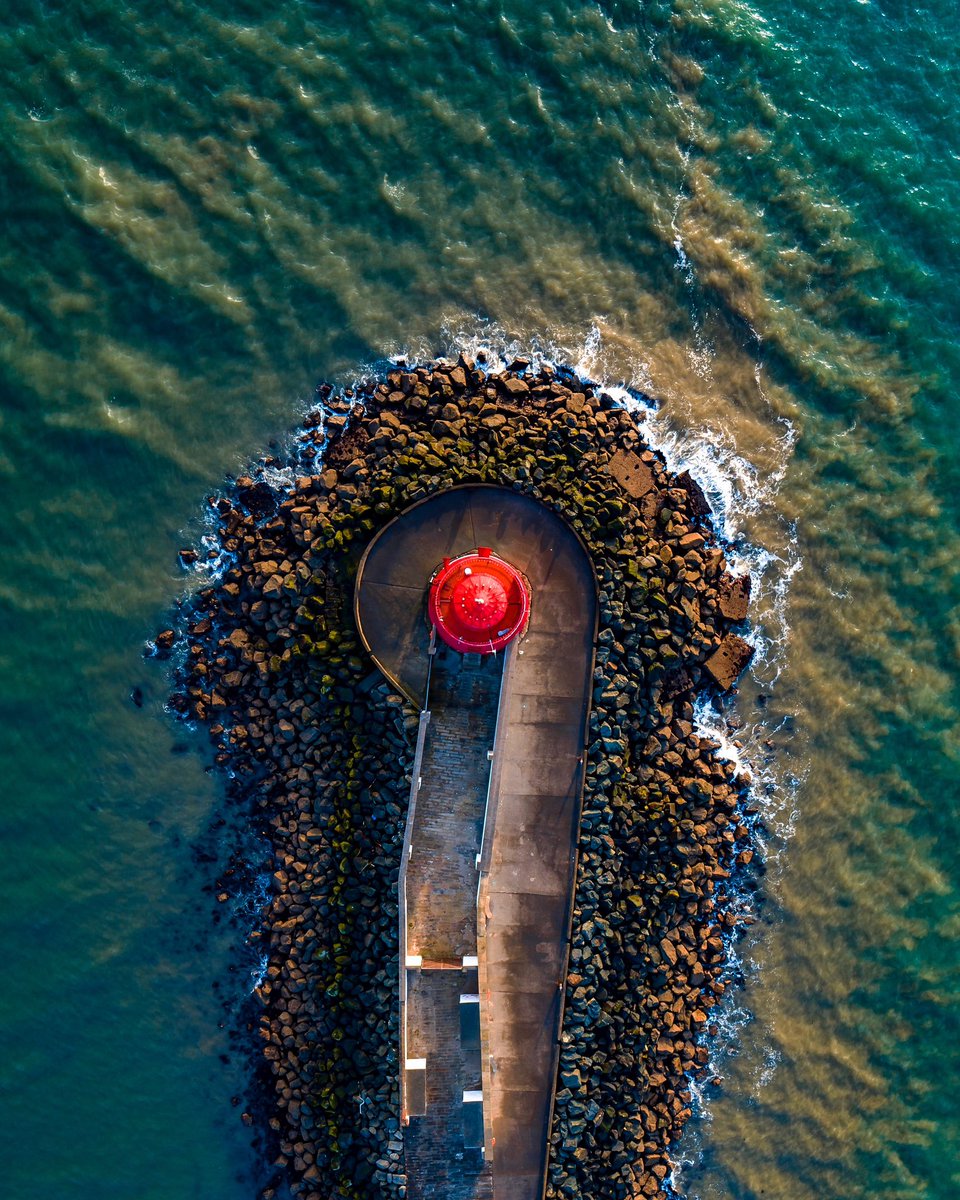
[1,1,958,1197]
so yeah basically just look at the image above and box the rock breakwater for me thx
[159,357,761,1200]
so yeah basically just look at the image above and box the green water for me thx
[1,1,958,1197]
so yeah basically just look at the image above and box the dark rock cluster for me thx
[159,356,760,1200]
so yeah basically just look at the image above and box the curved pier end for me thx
[355,486,598,1200]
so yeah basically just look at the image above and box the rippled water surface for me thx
[1,2,958,1197]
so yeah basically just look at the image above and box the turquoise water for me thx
[1,2,958,1197]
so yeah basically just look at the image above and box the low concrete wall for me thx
[475,639,518,1159]
[398,707,431,1125]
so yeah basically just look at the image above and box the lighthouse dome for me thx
[427,548,530,654]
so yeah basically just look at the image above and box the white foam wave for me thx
[249,951,269,992]
[233,870,273,923]
[258,461,299,493]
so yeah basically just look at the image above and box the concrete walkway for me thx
[477,559,595,1200]
[355,487,597,1200]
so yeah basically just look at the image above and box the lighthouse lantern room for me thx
[427,547,530,655]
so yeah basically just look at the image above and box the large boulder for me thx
[703,634,754,690]
[718,572,751,621]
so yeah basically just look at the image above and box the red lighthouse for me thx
[428,547,530,655]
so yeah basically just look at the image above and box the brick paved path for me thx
[403,649,501,1200]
